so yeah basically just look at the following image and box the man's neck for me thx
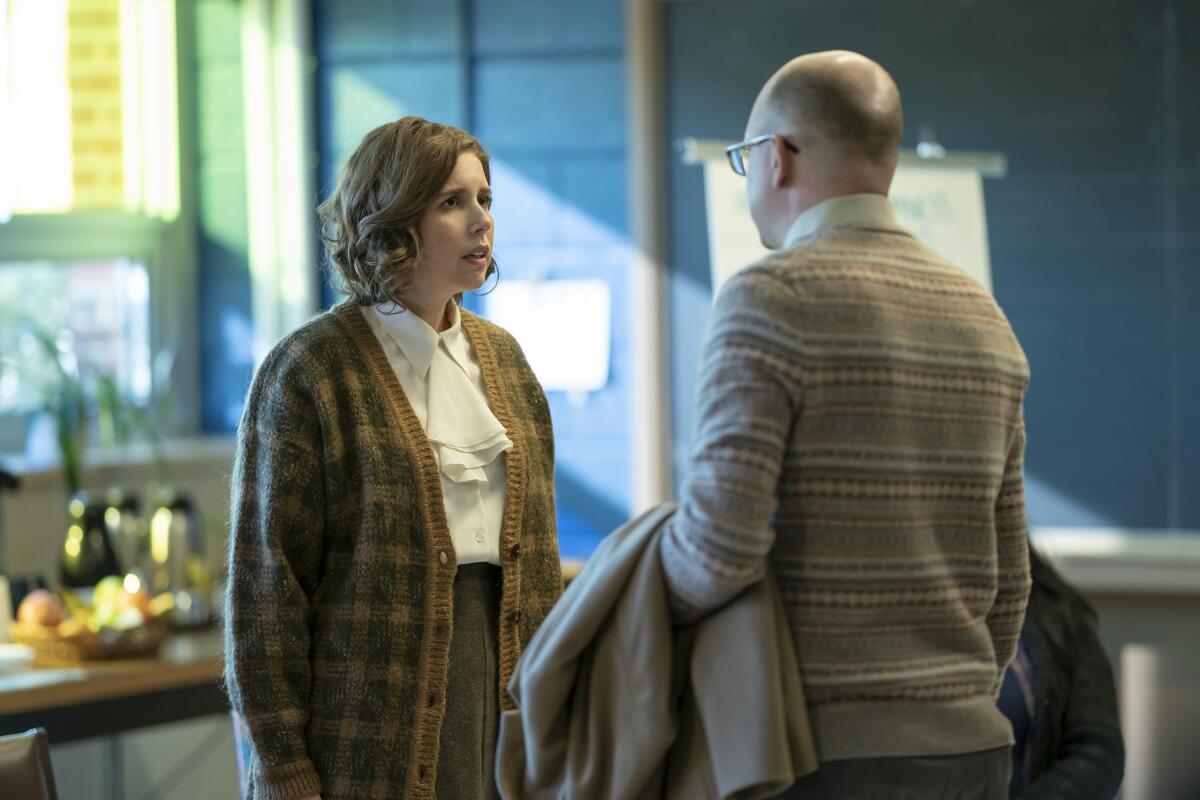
[779,192,901,250]
[778,181,889,240]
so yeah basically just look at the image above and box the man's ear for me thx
[770,133,793,189]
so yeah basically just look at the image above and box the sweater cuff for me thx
[257,758,322,800]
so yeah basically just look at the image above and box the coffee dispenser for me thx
[61,492,122,588]
[147,490,211,627]
[101,487,143,578]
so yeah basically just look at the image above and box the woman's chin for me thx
[463,268,490,291]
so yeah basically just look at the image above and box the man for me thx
[661,51,1032,799]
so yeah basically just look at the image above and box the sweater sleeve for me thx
[660,269,802,620]
[989,406,1033,693]
[224,353,326,800]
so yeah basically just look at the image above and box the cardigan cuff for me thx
[257,758,322,800]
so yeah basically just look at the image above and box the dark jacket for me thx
[1017,551,1124,799]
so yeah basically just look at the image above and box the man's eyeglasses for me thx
[725,134,800,176]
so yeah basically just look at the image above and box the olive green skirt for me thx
[435,562,502,800]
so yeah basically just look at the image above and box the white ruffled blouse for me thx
[363,302,512,566]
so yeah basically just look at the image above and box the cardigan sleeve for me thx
[223,349,326,800]
[660,269,802,620]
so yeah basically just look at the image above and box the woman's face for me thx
[412,151,494,306]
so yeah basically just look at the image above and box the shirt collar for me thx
[371,301,467,379]
[782,192,907,249]
[438,305,475,376]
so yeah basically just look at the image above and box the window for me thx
[0,0,191,456]
[0,257,151,409]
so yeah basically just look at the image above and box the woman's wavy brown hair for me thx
[317,116,492,306]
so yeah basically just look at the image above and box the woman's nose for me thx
[472,207,492,233]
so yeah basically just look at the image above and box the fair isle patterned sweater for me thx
[662,194,1032,763]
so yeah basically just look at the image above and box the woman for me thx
[224,117,562,800]
[998,548,1124,799]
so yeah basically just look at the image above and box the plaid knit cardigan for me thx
[223,303,562,800]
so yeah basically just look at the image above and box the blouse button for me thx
[475,532,485,544]
[439,550,448,565]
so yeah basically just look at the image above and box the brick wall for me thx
[66,0,124,208]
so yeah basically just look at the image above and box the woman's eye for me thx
[441,196,458,208]
[479,195,492,209]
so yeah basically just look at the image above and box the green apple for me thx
[93,575,124,609]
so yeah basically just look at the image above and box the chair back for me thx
[0,728,58,800]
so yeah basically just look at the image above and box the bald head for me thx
[751,51,902,172]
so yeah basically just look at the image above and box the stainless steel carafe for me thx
[101,487,143,578]
[61,491,123,588]
[146,489,211,627]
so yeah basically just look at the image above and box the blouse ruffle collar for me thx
[371,302,512,484]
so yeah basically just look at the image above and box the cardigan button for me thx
[439,550,448,565]
[510,543,521,560]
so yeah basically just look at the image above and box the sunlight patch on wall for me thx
[1025,472,1117,529]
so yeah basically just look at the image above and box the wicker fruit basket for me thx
[10,617,169,667]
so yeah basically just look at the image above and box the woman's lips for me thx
[463,246,490,266]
